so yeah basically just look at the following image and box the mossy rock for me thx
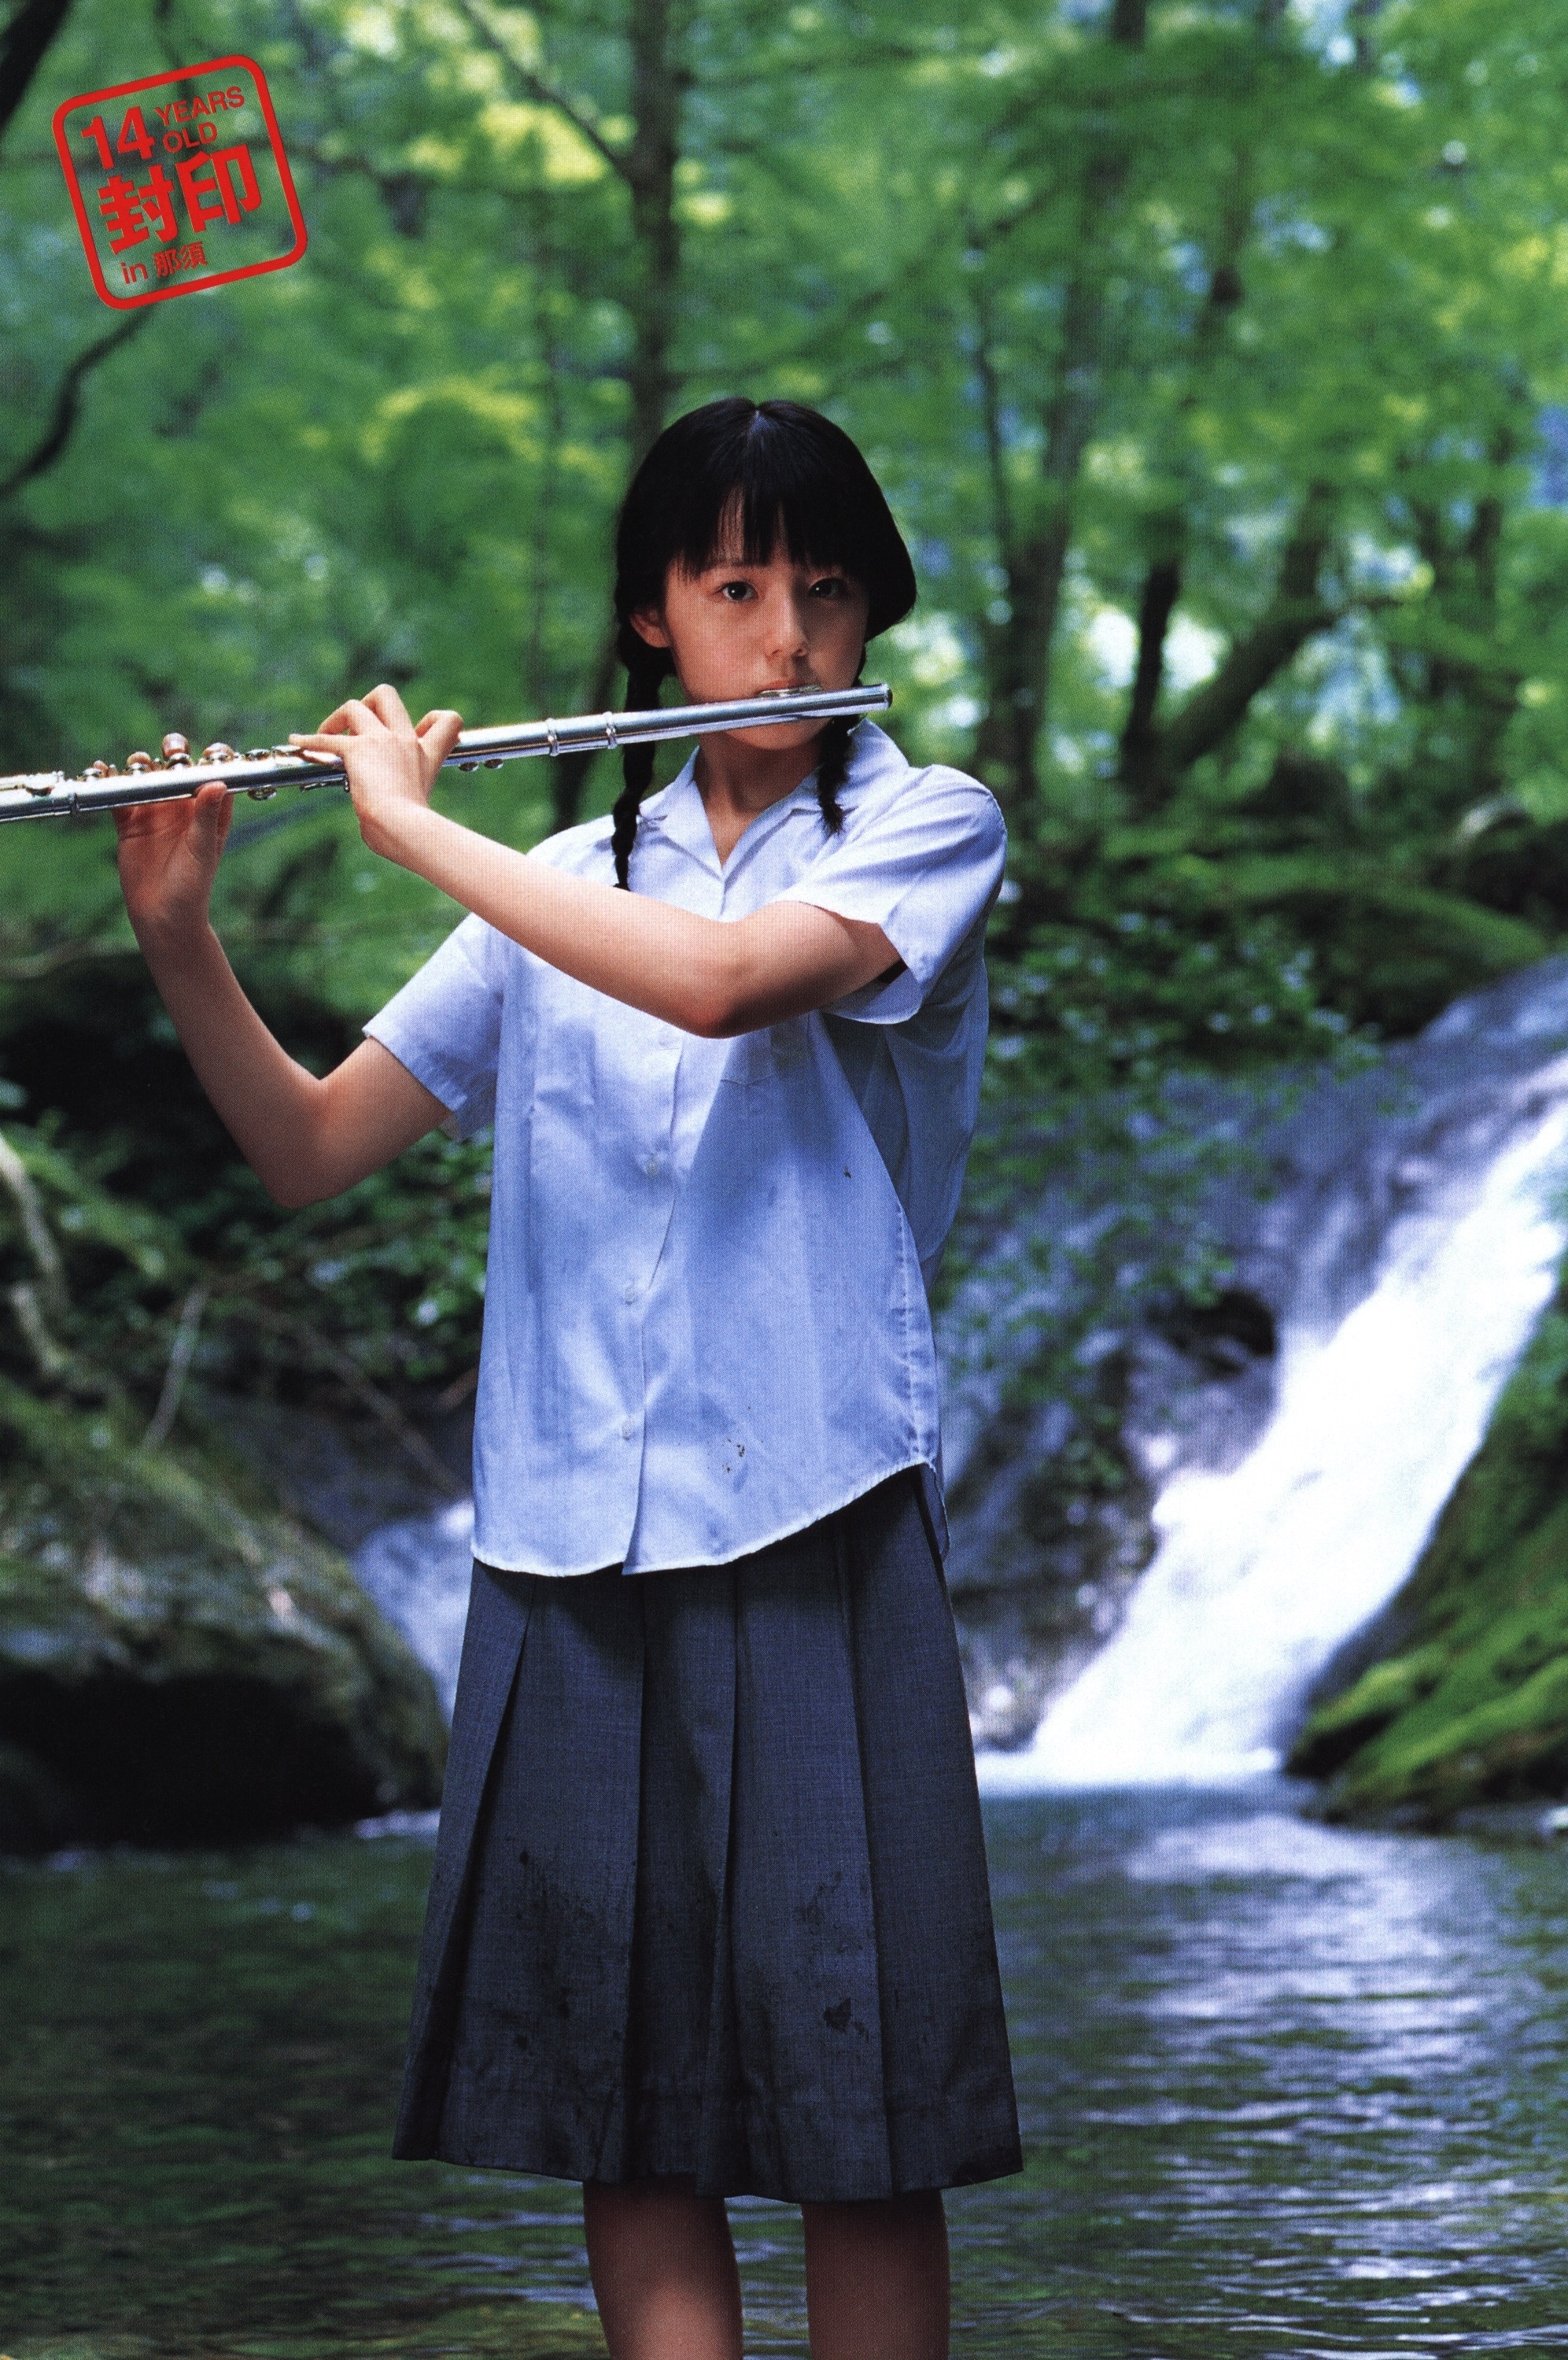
[0,1377,446,1849]
[1289,1289,1568,1824]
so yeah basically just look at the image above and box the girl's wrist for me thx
[363,796,446,873]
[135,910,220,979]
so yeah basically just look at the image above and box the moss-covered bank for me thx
[1289,1280,1568,1825]
[0,1380,447,1853]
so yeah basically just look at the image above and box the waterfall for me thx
[353,1498,475,1719]
[976,1040,1568,1793]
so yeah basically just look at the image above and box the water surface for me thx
[4,1784,1566,2357]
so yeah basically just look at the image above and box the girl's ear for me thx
[629,607,672,649]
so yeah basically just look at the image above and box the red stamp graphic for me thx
[53,55,306,309]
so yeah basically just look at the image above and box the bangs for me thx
[615,398,917,642]
[673,435,870,582]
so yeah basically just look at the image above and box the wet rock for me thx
[0,1378,446,1852]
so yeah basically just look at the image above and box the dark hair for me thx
[609,398,917,888]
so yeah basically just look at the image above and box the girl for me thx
[115,398,1020,2360]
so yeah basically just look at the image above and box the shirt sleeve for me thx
[774,766,1007,1024]
[362,912,507,1138]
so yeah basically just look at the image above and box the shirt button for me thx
[644,1155,660,1178]
[623,1281,638,1303]
[620,1417,636,1440]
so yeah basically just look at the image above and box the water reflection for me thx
[2,1785,1566,2356]
[968,1784,1568,2356]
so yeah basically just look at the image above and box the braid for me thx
[814,715,855,835]
[611,641,673,889]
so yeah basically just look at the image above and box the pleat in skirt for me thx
[393,1467,1022,2203]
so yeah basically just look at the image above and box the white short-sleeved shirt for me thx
[364,720,1005,1576]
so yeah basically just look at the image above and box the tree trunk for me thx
[549,0,686,832]
[1112,169,1250,812]
[1117,550,1182,807]
[0,0,74,145]
[970,2,1147,819]
[622,0,682,470]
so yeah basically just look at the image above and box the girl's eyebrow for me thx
[698,555,848,575]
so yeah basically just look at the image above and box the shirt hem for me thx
[472,1453,939,1579]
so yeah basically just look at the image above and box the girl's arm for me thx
[115,781,450,1208]
[294,688,901,1040]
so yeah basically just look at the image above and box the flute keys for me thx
[199,742,238,763]
[83,759,117,778]
[246,787,279,800]
[484,758,504,769]
[161,733,193,766]
[125,752,153,773]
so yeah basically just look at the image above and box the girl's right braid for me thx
[611,642,673,889]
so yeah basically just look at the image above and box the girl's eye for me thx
[719,580,755,601]
[810,575,848,599]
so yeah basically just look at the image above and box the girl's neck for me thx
[694,730,822,866]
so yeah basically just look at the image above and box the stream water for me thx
[5,1784,1568,2358]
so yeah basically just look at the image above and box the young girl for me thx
[115,397,1020,2360]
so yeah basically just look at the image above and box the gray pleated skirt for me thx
[393,1467,1021,2203]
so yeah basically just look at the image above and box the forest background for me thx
[2,0,1567,1648]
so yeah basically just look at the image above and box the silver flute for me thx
[0,683,892,825]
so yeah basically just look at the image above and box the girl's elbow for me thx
[255,1140,338,1209]
[688,945,777,1037]
[685,995,740,1040]
[677,970,748,1038]
[260,1166,323,1210]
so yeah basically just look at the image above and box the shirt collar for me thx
[639,720,909,879]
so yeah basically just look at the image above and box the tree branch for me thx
[1159,487,1338,774]
[140,1283,206,1452]
[0,311,152,504]
[449,0,633,186]
[220,1298,462,1499]
[0,1125,66,1321]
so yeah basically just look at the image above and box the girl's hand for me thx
[114,781,234,952]
[287,683,463,862]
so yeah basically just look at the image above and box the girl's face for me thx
[631,537,871,759]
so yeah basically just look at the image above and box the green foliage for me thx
[1,1106,491,1419]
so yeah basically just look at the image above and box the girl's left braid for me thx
[814,712,856,835]
[611,642,673,889]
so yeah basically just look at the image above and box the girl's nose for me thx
[759,586,811,660]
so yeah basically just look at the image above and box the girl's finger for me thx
[189,781,231,827]
[114,789,197,837]
[286,732,355,761]
[363,682,413,728]
[304,698,377,738]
